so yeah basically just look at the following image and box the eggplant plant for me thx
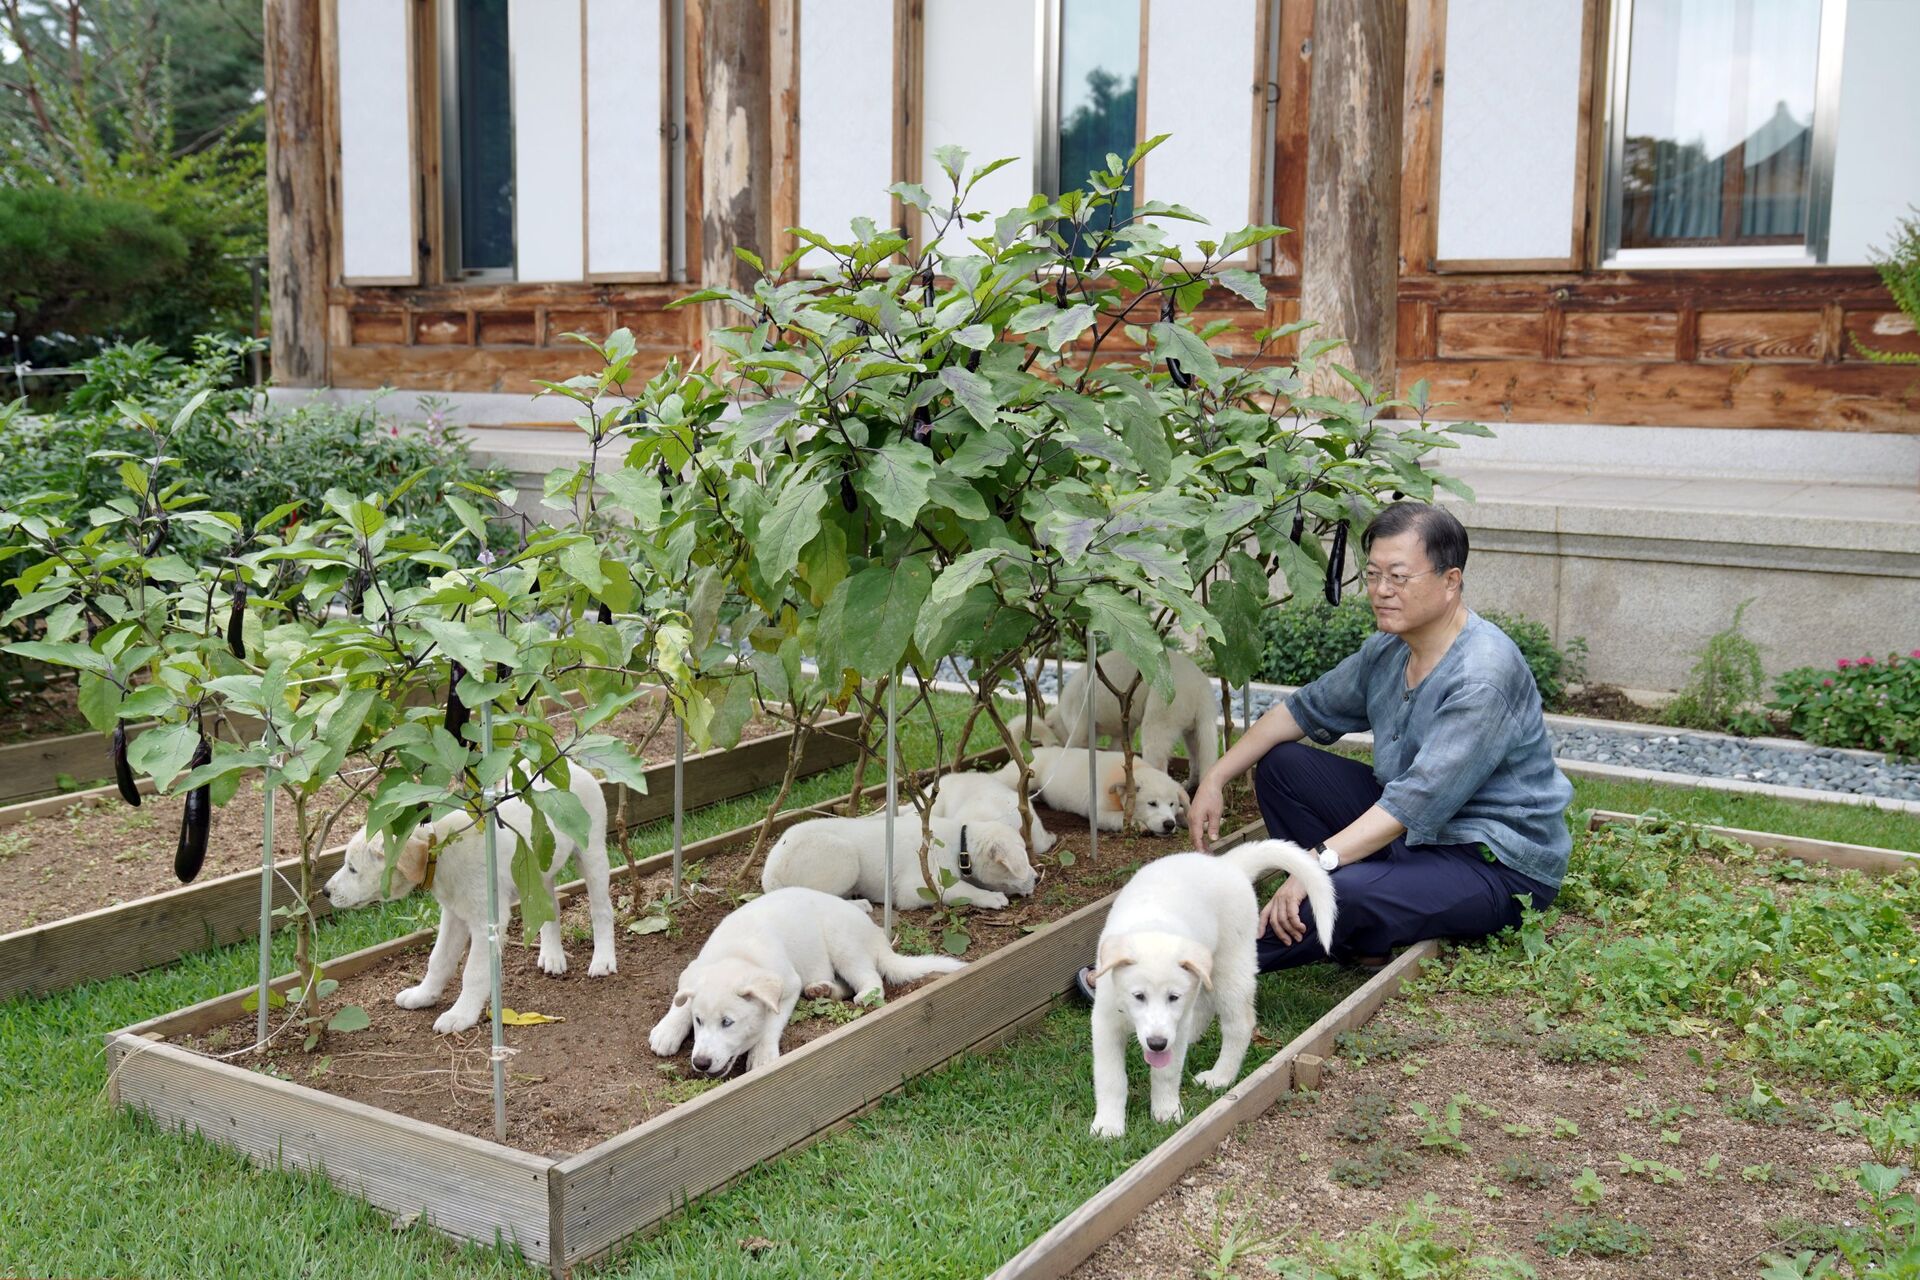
[0,392,692,1047]
[643,135,1486,848]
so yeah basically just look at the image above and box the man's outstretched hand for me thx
[1188,774,1225,851]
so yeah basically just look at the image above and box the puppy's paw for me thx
[433,1005,482,1035]
[587,953,617,978]
[394,985,440,1010]
[801,983,836,999]
[1152,1100,1185,1125]
[647,1022,685,1056]
[971,891,1011,909]
[745,1045,781,1072]
[538,949,569,977]
[1195,1066,1238,1090]
[1090,1114,1126,1140]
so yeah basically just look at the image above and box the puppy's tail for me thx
[878,946,966,984]
[1220,839,1337,954]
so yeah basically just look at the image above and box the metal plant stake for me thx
[883,675,898,932]
[1086,629,1098,861]
[254,742,281,1046]
[671,715,685,899]
[480,700,507,1142]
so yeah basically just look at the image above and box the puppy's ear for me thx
[741,976,784,1012]
[394,828,435,887]
[1090,939,1134,984]
[1177,940,1214,990]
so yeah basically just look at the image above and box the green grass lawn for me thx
[2,718,1914,1279]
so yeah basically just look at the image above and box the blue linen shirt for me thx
[1284,610,1574,889]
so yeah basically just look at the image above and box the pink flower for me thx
[1838,659,1852,670]
[1910,649,1920,659]
[1860,656,1876,668]
[1823,679,1834,687]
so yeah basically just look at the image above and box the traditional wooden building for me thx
[267,0,1920,687]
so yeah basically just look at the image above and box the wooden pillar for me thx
[694,0,774,347]
[1300,0,1405,395]
[264,0,330,387]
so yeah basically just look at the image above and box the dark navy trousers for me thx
[1252,741,1557,972]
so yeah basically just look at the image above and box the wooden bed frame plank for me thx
[987,939,1444,1280]
[1586,809,1919,874]
[105,1035,554,1263]
[1,712,858,1002]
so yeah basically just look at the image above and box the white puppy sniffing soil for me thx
[322,765,616,1035]
[994,746,1189,835]
[1052,650,1220,782]
[648,887,966,1076]
[929,769,1056,853]
[1088,840,1336,1138]
[761,813,1038,909]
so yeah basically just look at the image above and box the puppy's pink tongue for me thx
[1143,1046,1174,1069]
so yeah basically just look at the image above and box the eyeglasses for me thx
[1362,568,1441,592]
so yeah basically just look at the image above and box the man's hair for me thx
[1361,501,1469,576]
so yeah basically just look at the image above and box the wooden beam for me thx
[264,0,332,384]
[1269,0,1313,277]
[1397,0,1443,277]
[695,0,775,348]
[1300,0,1405,393]
[768,0,800,268]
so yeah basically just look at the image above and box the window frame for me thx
[437,0,518,283]
[1598,0,1848,269]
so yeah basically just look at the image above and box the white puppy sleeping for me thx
[1089,839,1336,1138]
[930,770,1056,854]
[322,765,616,1035]
[1053,650,1220,783]
[994,746,1190,835]
[762,814,1038,909]
[648,887,965,1076]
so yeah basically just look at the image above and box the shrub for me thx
[1257,595,1377,685]
[0,185,191,356]
[1256,596,1585,711]
[1770,651,1920,760]
[1665,599,1770,734]
[1852,209,1920,365]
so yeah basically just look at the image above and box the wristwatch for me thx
[1314,842,1341,872]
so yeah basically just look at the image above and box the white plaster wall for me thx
[510,0,585,282]
[1436,0,1584,262]
[1142,0,1259,260]
[337,0,416,281]
[798,0,896,248]
[586,0,666,276]
[921,0,1038,257]
[1827,0,1920,265]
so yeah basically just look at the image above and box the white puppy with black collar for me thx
[761,813,1038,909]
[1088,839,1336,1138]
[929,769,1056,853]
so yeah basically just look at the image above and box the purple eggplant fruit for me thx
[1324,522,1348,607]
[173,736,212,883]
[227,582,247,660]
[111,722,140,808]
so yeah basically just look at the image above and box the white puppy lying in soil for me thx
[762,813,1038,909]
[322,765,616,1035]
[929,769,1057,854]
[648,887,966,1076]
[994,746,1190,835]
[1089,840,1336,1138]
[1052,650,1220,782]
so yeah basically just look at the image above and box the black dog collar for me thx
[955,824,994,891]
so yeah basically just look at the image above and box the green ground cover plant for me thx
[1772,649,1920,760]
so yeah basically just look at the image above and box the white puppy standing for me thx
[322,765,616,1035]
[930,770,1056,854]
[1088,840,1336,1138]
[994,746,1189,835]
[648,887,965,1076]
[1052,650,1220,782]
[761,813,1038,909]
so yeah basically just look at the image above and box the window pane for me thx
[1621,0,1821,249]
[456,0,515,273]
[1057,0,1139,249]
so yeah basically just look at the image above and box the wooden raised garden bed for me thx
[104,773,1264,1276]
[987,820,1920,1278]
[1,706,859,1001]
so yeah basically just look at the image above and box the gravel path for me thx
[930,657,1920,803]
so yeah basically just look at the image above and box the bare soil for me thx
[0,705,786,936]
[1078,993,1880,1279]
[179,790,1258,1159]
[1559,683,1667,725]
[0,677,88,745]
